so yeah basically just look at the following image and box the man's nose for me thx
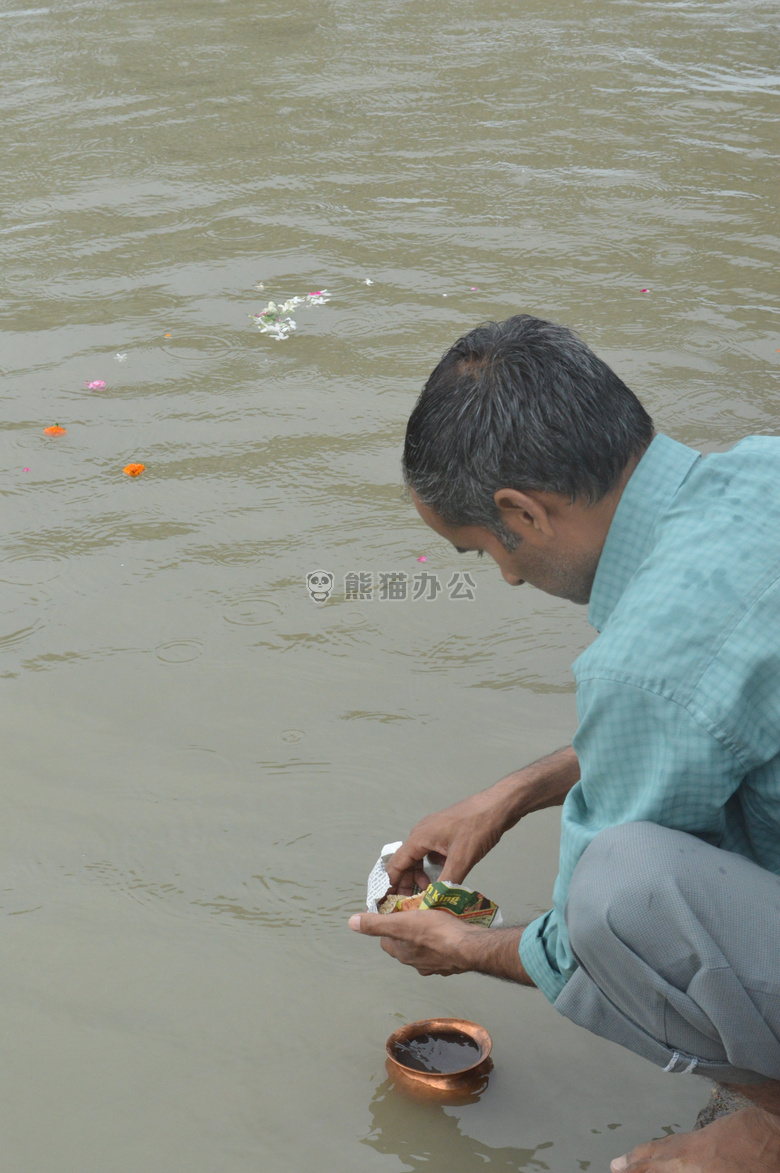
[500,567,524,586]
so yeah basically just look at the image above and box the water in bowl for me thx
[391,1029,482,1074]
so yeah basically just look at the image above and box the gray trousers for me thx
[555,822,780,1085]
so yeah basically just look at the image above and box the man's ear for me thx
[493,488,554,538]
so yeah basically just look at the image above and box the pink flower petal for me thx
[85,380,107,390]
[417,555,427,562]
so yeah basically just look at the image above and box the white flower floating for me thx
[250,290,330,341]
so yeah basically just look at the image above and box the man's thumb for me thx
[349,912,389,935]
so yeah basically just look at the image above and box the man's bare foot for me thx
[610,1107,780,1171]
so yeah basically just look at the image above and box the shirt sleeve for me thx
[520,675,747,1003]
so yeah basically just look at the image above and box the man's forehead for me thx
[409,490,488,547]
[410,490,454,534]
[410,489,442,528]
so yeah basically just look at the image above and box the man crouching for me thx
[350,314,780,1172]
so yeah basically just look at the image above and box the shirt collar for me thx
[587,433,701,632]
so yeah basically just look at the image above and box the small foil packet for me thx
[366,840,503,927]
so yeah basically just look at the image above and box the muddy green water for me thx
[1,0,778,1169]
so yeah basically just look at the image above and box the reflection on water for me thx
[363,1080,554,1172]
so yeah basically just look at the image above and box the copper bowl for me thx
[385,1017,493,1103]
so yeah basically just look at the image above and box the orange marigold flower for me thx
[43,424,67,435]
[123,463,146,477]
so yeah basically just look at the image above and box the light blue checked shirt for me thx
[519,433,780,1004]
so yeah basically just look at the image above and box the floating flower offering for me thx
[250,290,330,340]
[85,380,107,390]
[43,424,66,435]
[123,463,145,477]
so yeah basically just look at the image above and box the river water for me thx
[1,0,778,1169]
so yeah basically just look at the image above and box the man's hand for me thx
[349,909,480,975]
[387,792,508,895]
[348,910,535,985]
[386,746,580,894]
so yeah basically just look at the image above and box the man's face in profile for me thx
[410,491,599,605]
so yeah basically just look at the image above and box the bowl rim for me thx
[385,1017,493,1078]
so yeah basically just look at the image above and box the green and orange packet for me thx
[379,880,502,928]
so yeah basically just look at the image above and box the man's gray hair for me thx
[403,315,654,548]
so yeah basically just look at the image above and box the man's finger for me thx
[612,1147,653,1172]
[386,844,424,884]
[392,867,430,896]
[438,847,469,885]
[349,911,426,938]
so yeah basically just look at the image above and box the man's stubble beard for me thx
[536,547,599,606]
